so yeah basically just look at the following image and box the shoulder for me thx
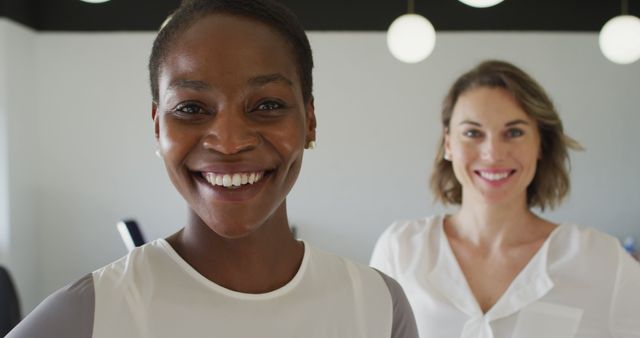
[6,274,95,338]
[549,224,622,260]
[374,271,419,338]
[93,239,168,284]
[547,224,629,283]
[370,215,442,276]
[379,216,441,243]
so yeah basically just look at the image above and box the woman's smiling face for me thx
[153,13,315,238]
[445,86,540,206]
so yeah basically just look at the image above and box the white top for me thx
[370,215,640,338]
[8,239,418,338]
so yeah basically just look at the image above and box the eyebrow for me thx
[505,119,530,127]
[167,74,293,92]
[168,79,211,91]
[458,119,530,127]
[459,120,482,127]
[248,73,293,87]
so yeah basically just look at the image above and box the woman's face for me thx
[445,86,540,206]
[152,14,315,238]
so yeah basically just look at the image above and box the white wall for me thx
[0,18,39,311]
[1,22,639,312]
[0,20,10,263]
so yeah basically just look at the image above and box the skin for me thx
[151,13,316,294]
[443,86,556,313]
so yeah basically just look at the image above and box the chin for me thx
[207,222,261,239]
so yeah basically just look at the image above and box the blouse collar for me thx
[426,215,561,323]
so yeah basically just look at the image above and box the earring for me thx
[306,140,316,150]
[155,149,162,159]
[444,153,451,161]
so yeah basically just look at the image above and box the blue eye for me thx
[506,128,524,138]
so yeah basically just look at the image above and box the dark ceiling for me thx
[0,0,637,32]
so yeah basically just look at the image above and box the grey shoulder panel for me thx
[6,273,95,338]
[375,269,419,338]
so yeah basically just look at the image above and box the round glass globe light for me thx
[80,0,111,3]
[387,14,436,63]
[458,0,504,8]
[599,15,640,64]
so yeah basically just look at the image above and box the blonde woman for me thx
[371,60,640,338]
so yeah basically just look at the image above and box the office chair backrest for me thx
[0,266,21,336]
[117,219,147,252]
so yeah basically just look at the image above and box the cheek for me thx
[159,118,199,166]
[451,140,477,164]
[265,119,306,163]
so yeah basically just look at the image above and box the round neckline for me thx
[156,238,310,300]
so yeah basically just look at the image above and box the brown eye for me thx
[256,100,283,111]
[175,103,206,115]
[463,129,482,138]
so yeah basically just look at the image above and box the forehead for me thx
[451,86,533,125]
[159,13,298,90]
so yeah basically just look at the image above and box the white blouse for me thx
[370,215,640,338]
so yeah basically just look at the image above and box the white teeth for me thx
[231,174,241,187]
[222,174,232,187]
[479,171,510,181]
[203,171,266,188]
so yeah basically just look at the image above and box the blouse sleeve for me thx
[609,248,640,338]
[6,274,95,338]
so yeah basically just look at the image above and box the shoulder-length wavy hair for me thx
[430,60,582,211]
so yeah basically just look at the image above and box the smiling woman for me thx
[6,1,417,337]
[370,60,640,338]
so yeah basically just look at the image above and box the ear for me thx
[152,102,160,142]
[305,97,317,142]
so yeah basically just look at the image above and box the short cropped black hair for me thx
[149,0,314,103]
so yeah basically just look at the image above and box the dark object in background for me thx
[117,219,147,252]
[0,266,21,336]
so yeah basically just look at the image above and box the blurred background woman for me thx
[371,60,640,338]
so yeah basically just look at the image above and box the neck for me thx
[449,192,539,248]
[166,203,304,294]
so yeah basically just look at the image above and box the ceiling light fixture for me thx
[80,0,111,4]
[599,0,640,64]
[458,0,504,8]
[387,0,436,63]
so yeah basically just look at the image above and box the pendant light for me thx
[387,0,436,63]
[599,0,640,64]
[458,0,504,8]
[80,0,111,3]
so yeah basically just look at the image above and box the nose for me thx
[480,136,507,162]
[201,110,260,155]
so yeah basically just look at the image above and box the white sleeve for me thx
[370,223,399,278]
[610,248,640,338]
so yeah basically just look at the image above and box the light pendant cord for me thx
[621,0,628,15]
[408,0,415,13]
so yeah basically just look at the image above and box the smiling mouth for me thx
[474,170,516,181]
[200,171,268,189]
